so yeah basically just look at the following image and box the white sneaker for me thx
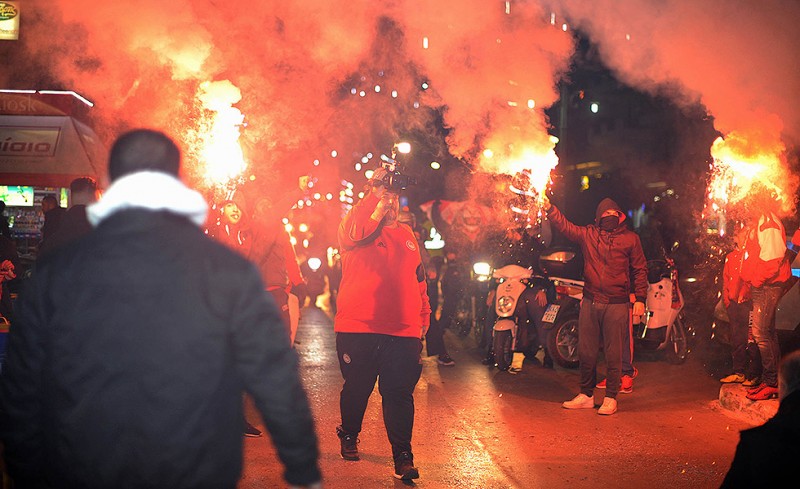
[597,397,618,415]
[562,393,594,409]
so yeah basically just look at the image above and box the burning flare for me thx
[185,80,247,196]
[705,131,797,223]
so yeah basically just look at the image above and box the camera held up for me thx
[375,144,418,192]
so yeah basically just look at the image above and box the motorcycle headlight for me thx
[497,295,515,315]
[473,261,491,278]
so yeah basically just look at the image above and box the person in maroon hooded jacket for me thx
[543,196,648,416]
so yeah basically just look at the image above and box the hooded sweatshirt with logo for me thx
[334,192,431,338]
[546,198,648,304]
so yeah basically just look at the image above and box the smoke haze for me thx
[1,1,797,215]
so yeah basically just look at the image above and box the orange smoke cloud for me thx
[547,0,800,216]
[398,0,573,176]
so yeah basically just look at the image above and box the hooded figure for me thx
[208,196,251,257]
[543,196,648,416]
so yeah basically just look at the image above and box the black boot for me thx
[543,349,554,369]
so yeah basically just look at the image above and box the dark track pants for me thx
[578,300,628,398]
[336,333,423,459]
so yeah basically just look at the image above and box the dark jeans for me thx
[513,287,548,353]
[336,333,423,459]
[578,300,628,398]
[439,278,466,331]
[425,279,447,357]
[751,286,782,386]
[267,288,291,338]
[726,300,761,377]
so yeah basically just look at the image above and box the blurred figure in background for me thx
[206,195,262,438]
[38,177,99,258]
[328,252,342,314]
[0,235,18,323]
[399,210,454,366]
[39,194,66,250]
[208,197,251,257]
[0,201,10,239]
[248,177,310,344]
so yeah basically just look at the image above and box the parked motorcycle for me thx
[538,247,584,369]
[488,264,554,371]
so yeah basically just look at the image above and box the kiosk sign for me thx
[0,1,19,41]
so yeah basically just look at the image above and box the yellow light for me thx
[284,223,294,232]
[430,161,441,170]
[483,149,494,159]
[423,37,429,49]
[396,142,412,154]
[527,99,536,109]
[365,169,375,179]
[299,223,309,233]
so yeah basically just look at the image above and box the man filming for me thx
[333,164,431,481]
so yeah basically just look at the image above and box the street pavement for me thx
[237,304,772,489]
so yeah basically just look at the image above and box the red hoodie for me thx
[334,192,431,338]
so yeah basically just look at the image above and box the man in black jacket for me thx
[543,196,648,416]
[0,129,322,489]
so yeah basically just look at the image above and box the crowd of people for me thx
[0,127,797,487]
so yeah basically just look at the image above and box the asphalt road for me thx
[237,306,755,489]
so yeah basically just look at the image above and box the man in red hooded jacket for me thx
[333,167,431,481]
[740,208,791,400]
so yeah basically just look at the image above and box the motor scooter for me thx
[634,258,689,364]
[489,264,553,371]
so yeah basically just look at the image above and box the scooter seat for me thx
[492,264,533,280]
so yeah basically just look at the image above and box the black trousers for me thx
[336,333,423,459]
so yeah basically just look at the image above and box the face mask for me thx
[599,215,619,231]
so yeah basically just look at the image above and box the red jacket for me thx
[334,193,431,338]
[741,212,791,288]
[723,248,751,306]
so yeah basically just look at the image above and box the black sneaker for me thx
[336,425,359,461]
[393,451,419,480]
[437,354,456,366]
[243,422,262,438]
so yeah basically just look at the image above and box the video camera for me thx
[377,145,418,192]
